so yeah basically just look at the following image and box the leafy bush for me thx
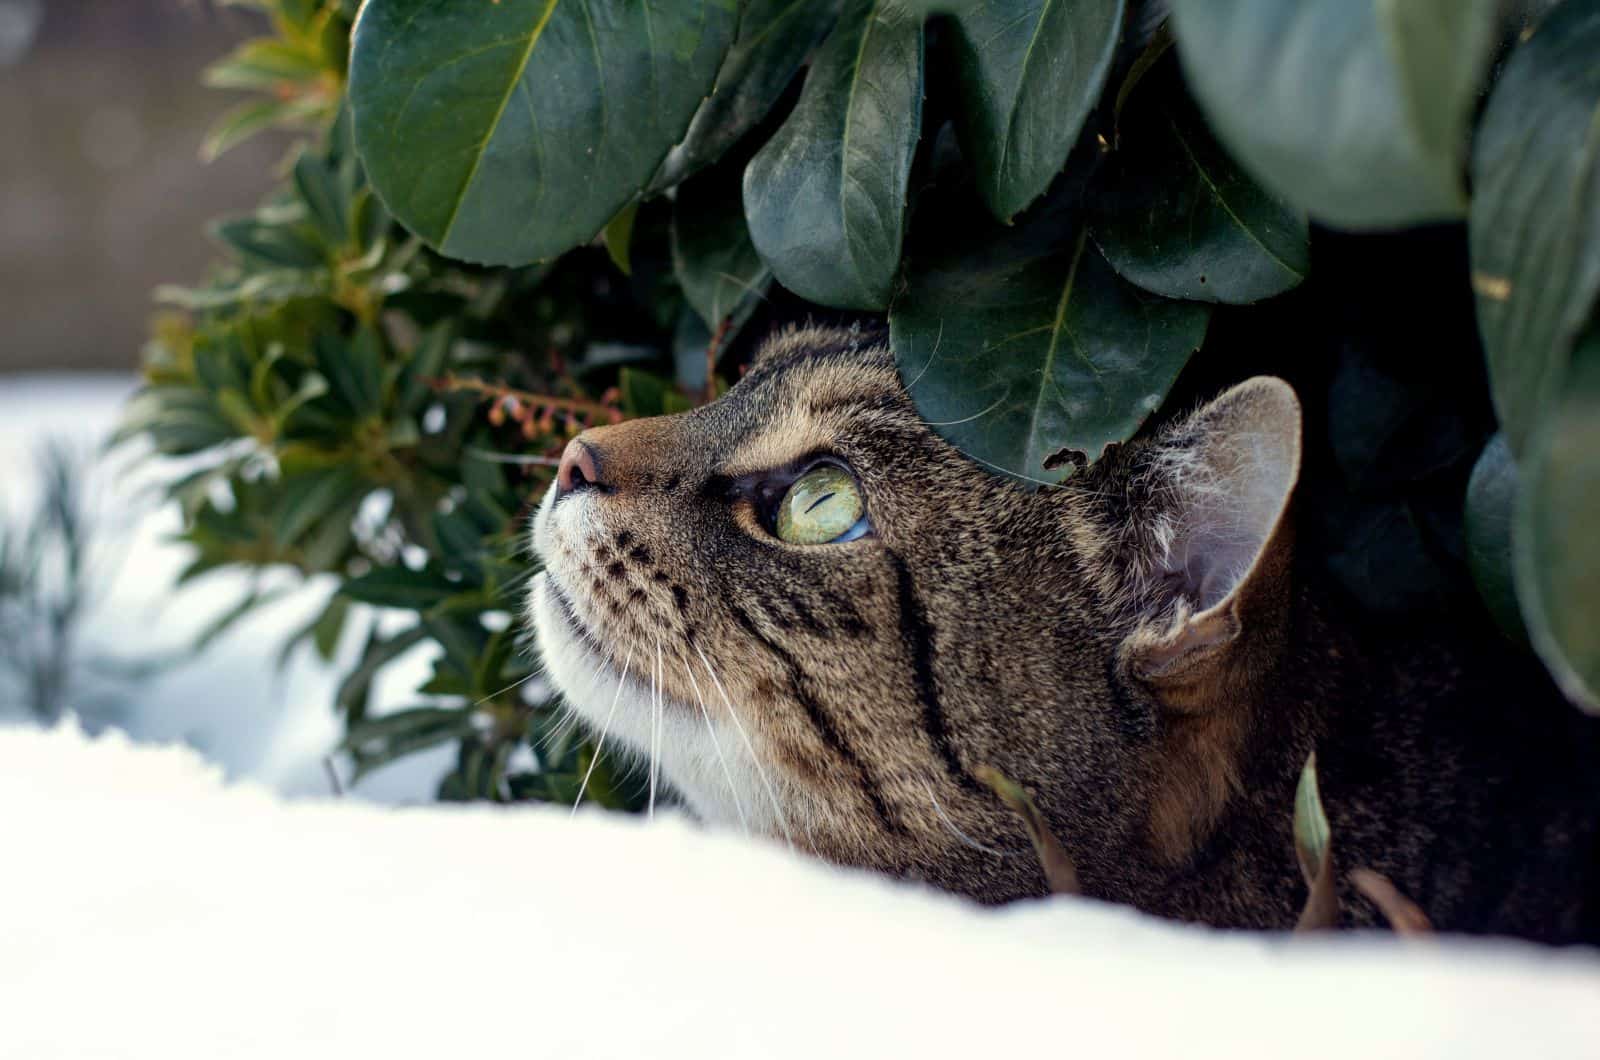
[128,0,1600,803]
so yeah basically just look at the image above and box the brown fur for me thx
[530,325,1600,941]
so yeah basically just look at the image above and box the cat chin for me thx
[528,571,779,835]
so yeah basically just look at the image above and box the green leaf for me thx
[948,0,1125,222]
[673,162,771,328]
[117,387,240,456]
[348,0,739,265]
[313,592,352,662]
[1292,751,1338,931]
[603,203,638,277]
[1293,752,1330,882]
[201,98,302,162]
[342,565,460,610]
[212,216,327,269]
[890,226,1210,485]
[293,151,352,246]
[1515,328,1600,715]
[650,0,843,191]
[1464,433,1529,645]
[335,623,430,719]
[1170,0,1499,229]
[743,0,924,309]
[203,37,325,91]
[619,367,695,419]
[273,467,365,549]
[345,706,477,781]
[1470,0,1600,456]
[1092,63,1308,305]
[315,327,384,417]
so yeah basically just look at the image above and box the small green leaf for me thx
[1170,0,1499,228]
[1292,752,1339,931]
[1464,433,1529,645]
[293,151,351,246]
[743,0,924,309]
[948,0,1126,222]
[203,37,324,91]
[274,467,365,550]
[212,216,327,269]
[348,0,739,265]
[890,223,1209,485]
[673,163,770,328]
[1093,62,1308,305]
[313,593,351,662]
[1515,328,1600,715]
[1470,0,1600,456]
[315,327,384,417]
[603,203,638,277]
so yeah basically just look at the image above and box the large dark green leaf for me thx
[650,0,842,191]
[1170,0,1499,229]
[349,0,738,265]
[743,0,924,310]
[673,163,770,328]
[890,228,1210,485]
[1516,329,1600,714]
[1092,64,1308,304]
[1470,0,1600,456]
[948,0,1125,223]
[1464,433,1528,644]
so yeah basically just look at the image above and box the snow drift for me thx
[3,723,1596,1059]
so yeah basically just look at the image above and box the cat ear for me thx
[1120,376,1303,690]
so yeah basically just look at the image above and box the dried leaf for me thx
[974,765,1081,895]
[1349,868,1433,936]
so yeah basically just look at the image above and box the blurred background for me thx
[0,0,441,800]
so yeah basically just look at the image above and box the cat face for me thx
[529,325,1301,903]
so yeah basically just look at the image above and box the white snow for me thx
[2,722,1597,1059]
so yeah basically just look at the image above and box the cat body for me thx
[529,326,1599,941]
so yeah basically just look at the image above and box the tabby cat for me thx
[528,325,1600,942]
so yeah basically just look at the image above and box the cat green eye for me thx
[775,465,870,545]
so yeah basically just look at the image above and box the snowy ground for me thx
[4,722,1598,1059]
[0,375,451,800]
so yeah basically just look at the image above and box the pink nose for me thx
[556,438,602,497]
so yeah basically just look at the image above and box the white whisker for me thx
[693,643,794,850]
[570,645,635,816]
[649,637,663,819]
[682,660,748,835]
[922,779,1018,858]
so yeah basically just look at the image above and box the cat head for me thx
[528,325,1302,901]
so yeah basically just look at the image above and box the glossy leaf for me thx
[1464,433,1528,645]
[1469,0,1600,455]
[674,163,770,328]
[1516,329,1600,715]
[743,0,924,310]
[1093,64,1308,304]
[891,227,1209,485]
[948,0,1125,222]
[1170,0,1499,229]
[349,0,738,265]
[651,0,842,191]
